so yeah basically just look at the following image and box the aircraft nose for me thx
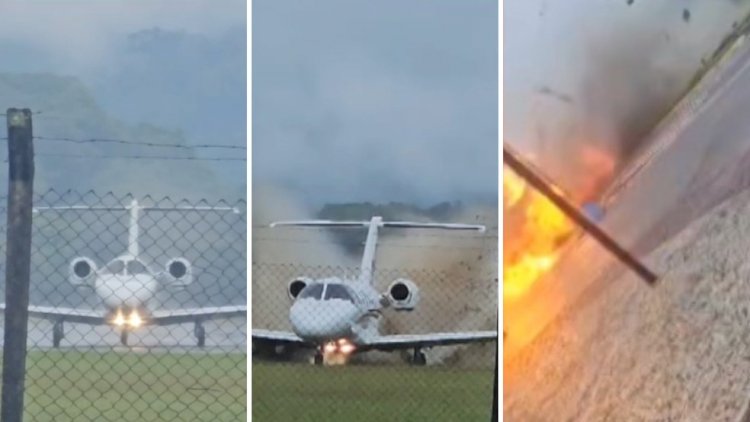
[289,299,359,340]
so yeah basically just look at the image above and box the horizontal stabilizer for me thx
[270,219,485,232]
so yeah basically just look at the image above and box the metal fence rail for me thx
[1,189,247,421]
[251,252,498,421]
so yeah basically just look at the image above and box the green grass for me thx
[252,360,494,422]
[21,350,246,421]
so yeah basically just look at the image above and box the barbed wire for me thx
[34,136,245,151]
[0,111,46,117]
[28,152,245,162]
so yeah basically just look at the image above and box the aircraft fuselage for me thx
[289,278,383,348]
[95,273,158,311]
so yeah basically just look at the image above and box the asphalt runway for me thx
[0,316,247,353]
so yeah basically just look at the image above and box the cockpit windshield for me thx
[127,260,149,275]
[104,260,125,275]
[298,283,324,300]
[324,283,354,302]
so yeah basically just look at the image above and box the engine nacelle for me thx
[386,278,420,311]
[69,257,97,286]
[288,277,312,301]
[165,258,193,287]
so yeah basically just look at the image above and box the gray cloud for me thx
[505,0,750,157]
[252,0,498,206]
[0,1,246,196]
[0,0,245,71]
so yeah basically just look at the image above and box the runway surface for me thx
[0,316,247,353]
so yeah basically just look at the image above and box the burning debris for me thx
[503,139,658,303]
[503,167,573,300]
[503,143,616,302]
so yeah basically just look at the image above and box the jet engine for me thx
[287,277,312,300]
[165,258,193,287]
[386,278,420,311]
[68,257,97,286]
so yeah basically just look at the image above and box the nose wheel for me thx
[410,348,427,366]
[53,321,64,348]
[194,321,205,347]
[313,351,324,365]
[120,329,129,346]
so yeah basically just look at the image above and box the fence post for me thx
[1,108,35,422]
[491,318,498,422]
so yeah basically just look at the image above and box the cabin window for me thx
[298,284,324,300]
[324,284,354,302]
[127,260,148,275]
[104,260,125,275]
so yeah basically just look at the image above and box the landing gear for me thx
[120,329,129,346]
[311,345,324,365]
[194,321,205,348]
[53,321,64,348]
[313,351,324,365]
[410,348,427,366]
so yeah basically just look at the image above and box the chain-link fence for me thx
[1,189,246,421]
[251,225,498,421]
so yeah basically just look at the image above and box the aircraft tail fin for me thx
[35,201,241,257]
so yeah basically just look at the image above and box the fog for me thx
[253,0,498,207]
[505,0,750,197]
[0,0,246,197]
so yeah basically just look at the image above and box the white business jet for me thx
[251,217,498,365]
[1,199,246,348]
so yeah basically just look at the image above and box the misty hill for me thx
[92,26,246,159]
[0,73,244,201]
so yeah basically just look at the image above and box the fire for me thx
[578,146,616,202]
[321,339,356,366]
[504,166,526,207]
[503,165,574,301]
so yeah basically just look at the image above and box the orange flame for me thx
[503,164,574,301]
[503,143,616,302]
[503,166,526,207]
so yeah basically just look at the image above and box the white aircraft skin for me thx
[252,217,498,366]
[91,254,161,311]
[0,199,246,348]
[90,201,161,313]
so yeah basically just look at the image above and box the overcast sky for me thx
[505,0,748,157]
[253,0,498,206]
[0,1,245,72]
[0,1,246,195]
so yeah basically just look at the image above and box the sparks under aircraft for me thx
[251,217,498,365]
[0,200,246,348]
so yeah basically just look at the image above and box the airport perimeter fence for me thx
[251,229,498,421]
[1,189,247,421]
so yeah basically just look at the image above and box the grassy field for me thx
[252,360,494,422]
[21,350,246,421]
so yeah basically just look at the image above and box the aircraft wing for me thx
[0,304,107,325]
[148,305,246,326]
[361,330,498,352]
[251,329,308,346]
